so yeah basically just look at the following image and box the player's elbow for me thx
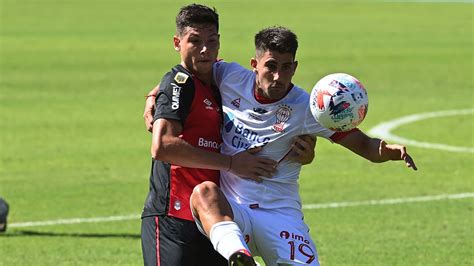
[151,140,166,160]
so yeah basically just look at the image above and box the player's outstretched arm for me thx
[143,86,159,132]
[336,129,417,170]
[378,140,417,170]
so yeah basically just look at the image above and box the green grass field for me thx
[1,0,473,265]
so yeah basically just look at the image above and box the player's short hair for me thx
[255,26,298,58]
[176,4,219,36]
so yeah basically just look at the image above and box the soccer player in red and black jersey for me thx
[141,4,280,266]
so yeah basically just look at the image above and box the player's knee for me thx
[191,181,220,210]
[193,181,219,197]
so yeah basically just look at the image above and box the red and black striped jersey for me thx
[142,65,223,221]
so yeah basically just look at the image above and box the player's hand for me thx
[379,140,417,170]
[287,135,316,165]
[229,147,278,182]
[144,95,156,132]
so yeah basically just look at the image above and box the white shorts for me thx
[228,199,320,266]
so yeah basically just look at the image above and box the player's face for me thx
[174,25,219,83]
[251,50,297,100]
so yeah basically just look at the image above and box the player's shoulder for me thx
[289,84,310,102]
[160,65,194,89]
[214,60,249,75]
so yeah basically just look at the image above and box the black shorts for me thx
[141,215,227,266]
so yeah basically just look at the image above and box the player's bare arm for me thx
[152,119,278,181]
[287,135,316,165]
[143,85,316,171]
[336,129,417,170]
[143,85,159,132]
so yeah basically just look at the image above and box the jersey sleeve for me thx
[302,102,361,142]
[153,70,195,125]
[213,61,246,93]
[301,101,336,141]
[213,61,227,88]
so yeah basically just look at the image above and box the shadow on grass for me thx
[0,230,140,239]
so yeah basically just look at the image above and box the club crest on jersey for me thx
[174,199,181,211]
[273,104,292,133]
[174,72,189,84]
[231,98,241,108]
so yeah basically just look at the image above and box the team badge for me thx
[174,199,181,211]
[273,104,292,133]
[174,72,189,84]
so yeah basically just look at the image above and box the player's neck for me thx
[194,73,212,85]
[254,84,294,104]
[180,64,212,85]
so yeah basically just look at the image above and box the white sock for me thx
[209,221,250,260]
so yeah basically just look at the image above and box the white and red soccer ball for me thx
[310,73,368,132]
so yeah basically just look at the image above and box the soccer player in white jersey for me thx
[189,26,417,266]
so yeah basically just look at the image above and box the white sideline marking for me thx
[368,109,474,153]
[10,214,139,228]
[303,192,474,209]
[9,193,473,228]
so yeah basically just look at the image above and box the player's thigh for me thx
[141,216,161,266]
[251,208,320,266]
[142,215,215,266]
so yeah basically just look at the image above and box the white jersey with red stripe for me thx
[213,61,336,210]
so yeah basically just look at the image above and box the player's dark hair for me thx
[176,4,219,36]
[255,26,298,58]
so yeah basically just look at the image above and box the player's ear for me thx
[250,58,257,72]
[293,60,298,72]
[173,36,181,52]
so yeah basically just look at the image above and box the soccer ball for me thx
[309,73,368,132]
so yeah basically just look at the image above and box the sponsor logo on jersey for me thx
[253,107,268,114]
[198,138,220,149]
[248,113,263,121]
[231,98,241,108]
[174,72,189,84]
[224,112,236,133]
[223,111,270,149]
[280,230,310,244]
[273,104,292,133]
[203,98,214,110]
[170,83,181,110]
